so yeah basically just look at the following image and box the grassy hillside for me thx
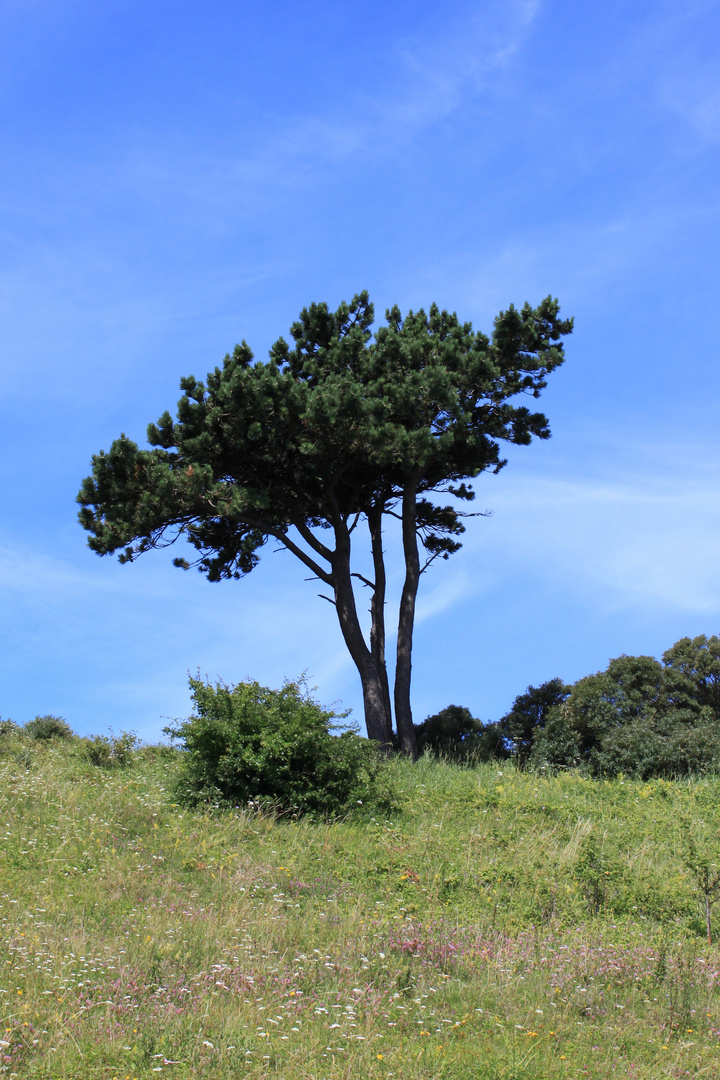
[3,736,720,1078]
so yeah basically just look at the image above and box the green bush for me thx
[24,715,74,741]
[82,731,137,769]
[0,718,19,736]
[164,676,395,818]
[590,717,720,779]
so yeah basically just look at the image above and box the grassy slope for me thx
[2,738,720,1079]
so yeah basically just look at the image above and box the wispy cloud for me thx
[456,441,720,618]
[659,65,720,144]
[36,0,543,226]
[361,0,541,139]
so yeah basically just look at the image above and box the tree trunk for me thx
[331,518,393,748]
[368,501,393,737]
[394,478,420,759]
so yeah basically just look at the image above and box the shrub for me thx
[83,731,137,769]
[0,718,19,736]
[164,676,395,818]
[23,715,74,741]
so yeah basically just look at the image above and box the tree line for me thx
[417,634,720,778]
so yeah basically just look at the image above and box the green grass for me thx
[3,735,720,1078]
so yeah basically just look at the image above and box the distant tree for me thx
[566,655,667,757]
[527,707,582,772]
[415,705,479,754]
[77,292,571,755]
[496,678,571,763]
[662,634,720,719]
[415,705,505,762]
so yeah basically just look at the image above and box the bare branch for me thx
[420,551,444,575]
[351,572,375,589]
[293,518,333,562]
[267,529,334,587]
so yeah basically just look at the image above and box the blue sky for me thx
[2,0,719,739]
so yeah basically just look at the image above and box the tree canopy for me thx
[78,291,572,753]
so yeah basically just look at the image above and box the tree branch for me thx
[293,518,333,562]
[265,528,334,587]
[351,572,375,589]
[420,550,445,574]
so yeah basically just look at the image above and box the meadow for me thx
[2,734,720,1079]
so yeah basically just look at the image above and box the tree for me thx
[77,292,572,755]
[414,704,506,762]
[496,678,571,763]
[414,705,482,756]
[662,634,720,719]
[565,654,668,757]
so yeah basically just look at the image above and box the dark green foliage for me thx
[0,718,19,736]
[663,634,720,716]
[527,708,582,772]
[565,655,667,758]
[82,731,137,768]
[590,718,720,779]
[565,646,720,778]
[415,705,480,754]
[164,676,395,818]
[414,705,505,762]
[24,715,74,741]
[497,678,570,763]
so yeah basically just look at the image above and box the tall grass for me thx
[2,734,720,1078]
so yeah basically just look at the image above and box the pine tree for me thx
[77,292,572,754]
